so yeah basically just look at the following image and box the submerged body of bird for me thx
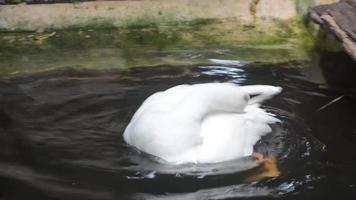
[124,83,282,165]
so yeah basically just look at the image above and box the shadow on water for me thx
[0,51,356,200]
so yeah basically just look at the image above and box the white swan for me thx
[123,83,282,164]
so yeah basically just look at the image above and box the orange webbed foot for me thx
[245,153,280,182]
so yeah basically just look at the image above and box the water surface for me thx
[1,51,356,200]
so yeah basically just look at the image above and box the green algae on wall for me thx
[249,0,260,19]
[0,19,316,76]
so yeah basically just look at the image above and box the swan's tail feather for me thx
[241,85,282,105]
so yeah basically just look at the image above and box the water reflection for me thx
[199,65,246,82]
[133,183,273,200]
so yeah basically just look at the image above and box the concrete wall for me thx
[0,0,337,31]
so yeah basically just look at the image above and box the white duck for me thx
[123,83,282,165]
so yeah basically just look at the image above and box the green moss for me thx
[122,19,157,29]
[67,18,118,30]
[314,31,343,52]
[295,0,316,17]
[249,0,261,18]
[0,18,318,76]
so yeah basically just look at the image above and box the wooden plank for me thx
[309,0,356,62]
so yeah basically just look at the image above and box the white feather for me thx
[123,83,282,164]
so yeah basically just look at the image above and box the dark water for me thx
[1,53,356,200]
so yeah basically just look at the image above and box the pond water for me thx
[1,30,356,200]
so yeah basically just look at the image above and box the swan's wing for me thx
[196,106,279,163]
[197,113,249,163]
